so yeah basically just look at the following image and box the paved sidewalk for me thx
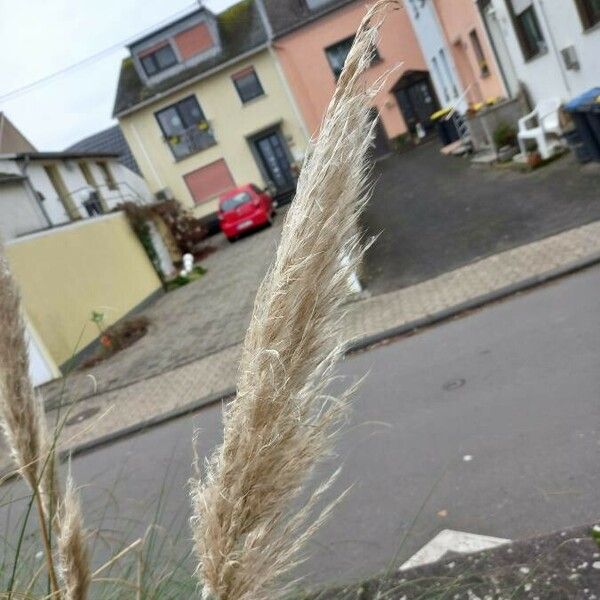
[37,219,600,460]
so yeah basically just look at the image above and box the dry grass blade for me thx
[0,254,44,491]
[57,473,91,600]
[0,249,61,595]
[190,2,398,599]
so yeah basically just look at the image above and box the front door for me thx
[252,130,296,196]
[394,74,440,135]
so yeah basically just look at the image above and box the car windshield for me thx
[221,192,251,212]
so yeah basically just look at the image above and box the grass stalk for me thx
[190,2,399,599]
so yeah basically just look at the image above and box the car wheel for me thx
[267,213,274,227]
[227,236,236,243]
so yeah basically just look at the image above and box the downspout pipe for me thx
[255,0,312,144]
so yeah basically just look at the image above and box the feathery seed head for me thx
[57,473,91,600]
[191,2,399,599]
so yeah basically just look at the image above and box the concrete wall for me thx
[433,0,506,103]
[487,0,600,103]
[119,49,309,218]
[403,0,466,110]
[5,212,162,367]
[273,1,428,139]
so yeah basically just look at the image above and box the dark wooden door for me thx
[394,74,439,134]
[253,131,295,195]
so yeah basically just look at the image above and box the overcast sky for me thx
[0,0,236,150]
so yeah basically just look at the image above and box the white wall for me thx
[100,162,154,208]
[489,0,600,103]
[25,164,72,224]
[0,180,49,241]
[26,321,60,387]
[1,157,152,238]
[403,0,466,110]
[24,158,151,224]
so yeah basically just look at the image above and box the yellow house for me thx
[113,0,309,223]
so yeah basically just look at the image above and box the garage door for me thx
[183,159,235,204]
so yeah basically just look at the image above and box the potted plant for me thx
[527,151,543,168]
[493,122,518,162]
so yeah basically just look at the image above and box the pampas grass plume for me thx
[191,2,399,599]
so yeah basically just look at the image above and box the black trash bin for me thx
[431,108,460,146]
[564,88,600,162]
[563,128,594,163]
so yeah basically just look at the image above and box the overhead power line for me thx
[0,2,199,104]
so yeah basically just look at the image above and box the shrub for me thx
[493,121,517,148]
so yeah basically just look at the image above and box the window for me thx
[96,161,117,191]
[506,0,546,60]
[156,95,215,159]
[439,49,458,98]
[306,0,334,9]
[575,0,600,29]
[431,56,449,102]
[469,30,490,77]
[221,192,251,212]
[232,67,264,103]
[325,36,380,79]
[140,44,178,76]
[83,191,104,217]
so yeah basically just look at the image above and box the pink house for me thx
[432,0,506,105]
[260,0,433,151]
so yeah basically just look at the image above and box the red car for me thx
[218,184,275,242]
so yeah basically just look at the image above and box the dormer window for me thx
[140,44,178,77]
[129,9,221,85]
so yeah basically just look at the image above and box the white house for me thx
[477,0,600,104]
[0,151,152,243]
[403,0,467,112]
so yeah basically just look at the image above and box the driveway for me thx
[362,142,600,294]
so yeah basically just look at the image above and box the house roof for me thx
[127,7,215,49]
[260,0,357,38]
[1,151,118,161]
[65,125,141,174]
[112,0,267,117]
[0,113,37,153]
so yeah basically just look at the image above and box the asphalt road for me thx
[363,142,600,295]
[2,265,600,591]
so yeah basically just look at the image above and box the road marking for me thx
[400,529,510,571]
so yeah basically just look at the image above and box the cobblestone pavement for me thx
[362,142,600,295]
[41,146,600,407]
[41,219,600,458]
[41,217,285,408]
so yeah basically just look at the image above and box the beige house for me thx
[113,0,309,223]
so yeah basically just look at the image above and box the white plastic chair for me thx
[517,98,562,159]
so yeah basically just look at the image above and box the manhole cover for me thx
[443,378,466,391]
[66,407,101,426]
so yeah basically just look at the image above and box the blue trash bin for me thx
[564,87,600,162]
